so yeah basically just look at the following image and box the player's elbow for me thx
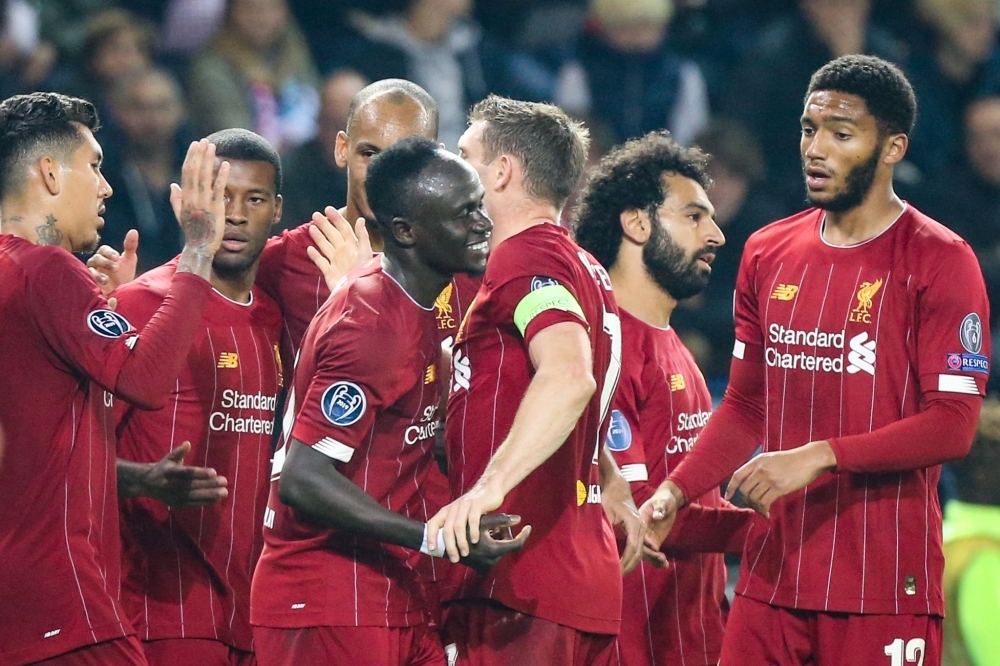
[538,361,596,409]
[277,461,313,512]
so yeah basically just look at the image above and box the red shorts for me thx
[142,638,255,666]
[442,602,616,666]
[32,637,147,665]
[720,594,942,666]
[252,624,445,666]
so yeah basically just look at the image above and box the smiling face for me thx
[58,125,113,253]
[212,158,281,278]
[642,173,723,300]
[800,90,888,212]
[336,97,437,222]
[408,158,493,277]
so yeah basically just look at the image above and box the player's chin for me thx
[460,254,488,276]
[77,234,101,255]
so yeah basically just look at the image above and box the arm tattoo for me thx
[35,214,64,246]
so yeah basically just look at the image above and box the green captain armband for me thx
[513,284,585,337]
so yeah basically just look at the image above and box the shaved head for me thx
[346,79,438,138]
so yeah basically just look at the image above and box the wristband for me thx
[421,524,447,557]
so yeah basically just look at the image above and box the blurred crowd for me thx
[4,0,999,386]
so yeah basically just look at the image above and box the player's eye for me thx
[835,132,851,140]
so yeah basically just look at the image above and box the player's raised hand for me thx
[459,513,531,574]
[123,441,229,507]
[306,207,374,292]
[725,440,837,518]
[170,139,230,261]
[426,478,505,563]
[88,229,139,296]
[600,468,646,575]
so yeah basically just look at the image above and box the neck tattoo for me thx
[35,214,64,246]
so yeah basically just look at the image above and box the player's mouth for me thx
[466,231,491,256]
[805,165,832,190]
[97,206,106,228]
[221,230,250,252]
[696,252,715,270]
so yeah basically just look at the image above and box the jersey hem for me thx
[737,582,945,617]
[1,621,133,666]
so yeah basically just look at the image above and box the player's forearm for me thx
[828,393,980,473]
[115,273,211,409]
[661,502,754,554]
[116,458,150,498]
[477,365,595,497]
[668,357,765,503]
[278,441,425,550]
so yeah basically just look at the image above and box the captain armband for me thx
[512,285,585,337]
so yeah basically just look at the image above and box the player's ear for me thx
[390,216,416,247]
[620,209,650,245]
[883,133,908,165]
[494,154,513,192]
[334,131,349,169]
[38,154,61,196]
[272,194,283,229]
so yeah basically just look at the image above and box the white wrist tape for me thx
[420,524,447,557]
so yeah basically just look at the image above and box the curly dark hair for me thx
[0,92,100,199]
[573,131,711,270]
[806,55,917,136]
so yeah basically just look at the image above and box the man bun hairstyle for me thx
[365,135,442,243]
[0,92,100,199]
[205,128,283,193]
[574,130,711,270]
[469,95,589,210]
[806,55,917,137]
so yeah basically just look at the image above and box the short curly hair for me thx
[806,55,917,136]
[0,92,100,199]
[573,131,711,270]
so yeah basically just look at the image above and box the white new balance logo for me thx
[847,332,876,375]
[452,349,471,392]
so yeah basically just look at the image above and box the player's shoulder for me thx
[744,208,822,253]
[116,260,176,301]
[316,261,410,337]
[898,204,974,256]
[487,223,582,281]
[260,221,314,267]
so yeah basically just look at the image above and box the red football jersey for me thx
[114,259,284,651]
[255,222,328,367]
[445,223,623,635]
[0,236,207,664]
[251,259,442,629]
[677,205,990,616]
[610,310,751,666]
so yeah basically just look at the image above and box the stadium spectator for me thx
[34,0,116,60]
[279,68,367,231]
[578,0,710,146]
[101,68,199,273]
[64,9,157,123]
[188,0,320,151]
[725,0,906,208]
[905,0,1000,174]
[337,0,490,150]
[0,1,57,99]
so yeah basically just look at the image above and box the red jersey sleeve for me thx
[914,240,991,398]
[26,248,139,391]
[669,242,768,503]
[492,274,589,345]
[290,316,407,462]
[828,240,990,473]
